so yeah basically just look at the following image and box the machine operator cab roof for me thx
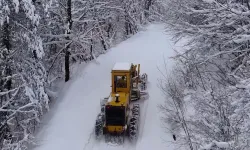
[112,62,132,71]
[111,62,132,91]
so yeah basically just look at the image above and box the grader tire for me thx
[95,113,104,138]
[129,104,140,141]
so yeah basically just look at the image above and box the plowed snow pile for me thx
[32,24,176,150]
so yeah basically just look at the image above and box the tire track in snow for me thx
[138,96,149,142]
[133,82,151,150]
[82,130,94,150]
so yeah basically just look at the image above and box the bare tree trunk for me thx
[97,23,107,51]
[0,20,12,147]
[90,39,94,60]
[145,0,152,19]
[100,37,107,51]
[65,0,73,82]
[65,50,70,82]
[125,15,129,36]
[3,21,12,91]
[106,23,112,38]
[246,0,250,10]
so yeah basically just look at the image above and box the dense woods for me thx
[0,0,158,149]
[159,0,250,149]
[4,0,249,149]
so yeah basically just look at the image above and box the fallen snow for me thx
[31,23,176,150]
[199,141,232,149]
[112,62,132,70]
[202,0,214,3]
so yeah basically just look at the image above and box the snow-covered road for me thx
[32,24,176,150]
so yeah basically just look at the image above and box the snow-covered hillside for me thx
[31,24,176,150]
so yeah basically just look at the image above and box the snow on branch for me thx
[0,87,19,96]
[43,40,72,45]
[161,0,250,149]
[199,141,233,149]
[0,0,156,149]
[40,34,74,38]
[0,74,19,81]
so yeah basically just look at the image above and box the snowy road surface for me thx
[32,24,176,150]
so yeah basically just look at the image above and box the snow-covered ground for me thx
[31,23,177,150]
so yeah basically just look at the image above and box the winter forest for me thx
[159,0,250,149]
[1,0,250,150]
[0,0,158,149]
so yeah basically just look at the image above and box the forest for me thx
[159,0,250,149]
[1,0,250,149]
[0,0,159,149]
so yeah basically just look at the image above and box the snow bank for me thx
[199,141,233,149]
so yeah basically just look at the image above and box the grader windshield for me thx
[115,75,127,88]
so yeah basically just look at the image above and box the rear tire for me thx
[95,113,104,139]
[128,104,140,141]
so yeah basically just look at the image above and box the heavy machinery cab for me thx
[111,62,132,94]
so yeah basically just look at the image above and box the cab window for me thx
[115,75,127,88]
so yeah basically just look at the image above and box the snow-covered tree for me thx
[0,0,51,149]
[42,0,152,83]
[0,0,159,148]
[159,0,250,149]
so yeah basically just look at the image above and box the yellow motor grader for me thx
[95,62,148,144]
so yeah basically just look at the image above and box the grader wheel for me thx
[95,113,104,139]
[128,104,140,141]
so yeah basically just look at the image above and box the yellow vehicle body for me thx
[107,93,129,106]
[105,92,129,133]
[105,125,124,133]
[95,62,148,143]
[103,62,139,134]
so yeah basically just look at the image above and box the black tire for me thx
[128,117,138,141]
[95,113,104,138]
[128,104,140,141]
